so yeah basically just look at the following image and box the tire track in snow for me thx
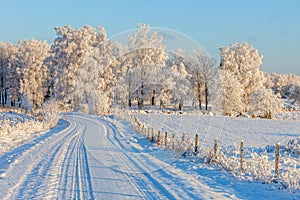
[100,119,175,199]
[97,116,238,200]
[76,116,152,199]
[2,120,78,200]
[2,117,94,200]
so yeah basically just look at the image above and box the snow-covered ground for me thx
[128,111,300,194]
[131,111,300,149]
[0,112,299,199]
[0,112,59,155]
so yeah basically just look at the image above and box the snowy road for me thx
[0,113,240,199]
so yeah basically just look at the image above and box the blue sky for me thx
[1,0,299,75]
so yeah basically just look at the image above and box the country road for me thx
[0,113,240,199]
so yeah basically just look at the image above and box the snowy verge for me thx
[0,112,59,156]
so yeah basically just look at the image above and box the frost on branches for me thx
[50,25,98,109]
[251,89,284,118]
[74,26,122,115]
[19,39,50,110]
[217,42,285,117]
[187,49,216,111]
[215,69,245,115]
[122,23,169,110]
[219,42,265,112]
[0,24,299,116]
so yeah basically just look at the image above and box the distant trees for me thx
[250,89,283,118]
[0,23,298,116]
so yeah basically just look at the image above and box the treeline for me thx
[0,23,299,116]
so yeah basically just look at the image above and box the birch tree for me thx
[126,23,168,109]
[0,42,16,106]
[187,49,216,111]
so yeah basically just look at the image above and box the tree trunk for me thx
[128,98,132,107]
[205,82,208,110]
[1,91,4,107]
[197,82,202,111]
[160,99,165,111]
[138,71,144,110]
[151,89,156,106]
[33,99,37,111]
[11,99,15,107]
[4,89,7,106]
[128,71,132,107]
[178,98,183,111]
[138,84,144,110]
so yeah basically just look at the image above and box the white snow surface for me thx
[0,112,299,199]
[133,112,300,149]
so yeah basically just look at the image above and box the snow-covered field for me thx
[131,111,300,149]
[0,112,300,199]
[126,110,300,194]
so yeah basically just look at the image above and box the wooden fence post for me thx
[214,138,218,155]
[147,128,150,139]
[172,134,175,149]
[157,131,161,145]
[22,115,25,123]
[164,131,168,148]
[195,134,199,153]
[240,140,245,173]
[275,143,280,176]
[9,116,12,126]
[2,114,4,124]
[16,116,18,125]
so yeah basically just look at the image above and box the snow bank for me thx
[0,112,58,155]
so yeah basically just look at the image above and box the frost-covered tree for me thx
[157,63,190,110]
[250,89,283,118]
[219,42,265,111]
[0,42,16,106]
[74,26,122,115]
[282,84,300,108]
[4,44,21,107]
[50,25,98,108]
[187,49,216,110]
[126,23,168,109]
[18,39,50,110]
[167,49,191,110]
[214,69,245,115]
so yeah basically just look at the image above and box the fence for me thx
[0,113,34,126]
[121,113,300,192]
[0,107,40,127]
